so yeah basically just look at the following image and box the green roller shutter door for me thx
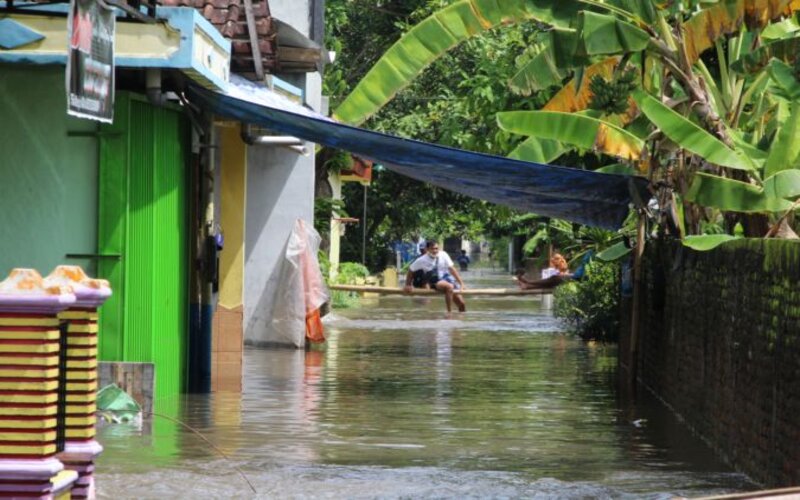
[97,93,190,398]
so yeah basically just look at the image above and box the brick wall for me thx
[624,239,800,487]
[211,305,243,392]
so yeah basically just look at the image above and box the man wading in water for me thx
[404,240,467,312]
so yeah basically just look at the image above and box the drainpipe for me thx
[240,123,308,155]
[145,69,169,107]
[188,116,215,394]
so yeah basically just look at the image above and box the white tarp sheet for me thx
[268,219,329,348]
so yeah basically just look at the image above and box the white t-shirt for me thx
[541,267,561,279]
[409,251,454,279]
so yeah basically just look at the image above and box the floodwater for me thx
[95,271,755,499]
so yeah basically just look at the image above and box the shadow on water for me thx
[95,271,755,499]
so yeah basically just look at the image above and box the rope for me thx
[97,410,257,494]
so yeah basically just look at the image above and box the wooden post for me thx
[243,0,265,81]
[629,212,647,392]
[329,285,552,296]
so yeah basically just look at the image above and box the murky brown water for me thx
[95,271,754,499]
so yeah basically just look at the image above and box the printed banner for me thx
[67,0,115,122]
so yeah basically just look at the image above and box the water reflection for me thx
[95,272,755,499]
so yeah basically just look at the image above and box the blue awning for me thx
[187,76,648,229]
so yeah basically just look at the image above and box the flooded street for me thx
[95,272,754,499]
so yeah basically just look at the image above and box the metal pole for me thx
[362,184,368,265]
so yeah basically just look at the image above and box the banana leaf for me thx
[767,59,800,99]
[595,163,639,175]
[731,35,800,73]
[682,234,742,251]
[497,110,644,160]
[764,100,800,177]
[507,15,645,98]
[508,30,583,96]
[334,0,582,125]
[764,169,800,198]
[685,172,794,212]
[683,0,792,64]
[761,14,800,40]
[729,129,768,165]
[605,0,659,25]
[576,11,650,55]
[508,137,568,163]
[633,90,755,171]
[509,49,568,97]
[596,241,631,262]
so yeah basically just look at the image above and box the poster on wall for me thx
[66,0,115,123]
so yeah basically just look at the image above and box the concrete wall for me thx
[623,240,800,487]
[0,65,98,277]
[243,1,322,346]
[268,0,310,34]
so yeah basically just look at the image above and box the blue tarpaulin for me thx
[187,77,648,229]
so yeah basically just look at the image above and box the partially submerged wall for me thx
[624,240,800,487]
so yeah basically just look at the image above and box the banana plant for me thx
[333,0,800,239]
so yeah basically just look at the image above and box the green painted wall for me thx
[0,65,98,276]
[97,93,190,399]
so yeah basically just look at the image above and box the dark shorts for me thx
[439,273,460,290]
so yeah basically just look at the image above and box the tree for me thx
[325,0,558,270]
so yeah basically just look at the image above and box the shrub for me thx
[335,262,370,284]
[553,261,620,341]
[330,261,370,309]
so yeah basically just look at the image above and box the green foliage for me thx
[488,236,511,270]
[497,109,644,161]
[332,0,580,125]
[554,261,620,341]
[314,197,348,239]
[330,262,371,309]
[632,90,755,172]
[682,234,742,251]
[335,262,370,283]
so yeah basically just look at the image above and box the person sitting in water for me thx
[515,253,573,290]
[404,240,467,312]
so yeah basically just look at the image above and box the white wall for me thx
[243,1,323,346]
[267,0,311,34]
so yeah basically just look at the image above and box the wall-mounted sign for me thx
[66,0,115,122]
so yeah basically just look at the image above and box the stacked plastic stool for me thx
[46,266,111,500]
[0,269,78,499]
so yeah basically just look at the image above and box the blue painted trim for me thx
[0,55,65,64]
[158,7,229,54]
[0,19,45,49]
[272,76,304,100]
[0,2,129,17]
[0,7,230,90]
